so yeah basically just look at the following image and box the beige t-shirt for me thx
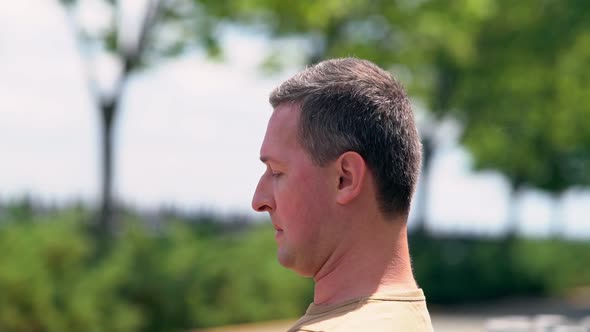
[287,289,433,332]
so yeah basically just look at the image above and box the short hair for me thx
[269,58,422,217]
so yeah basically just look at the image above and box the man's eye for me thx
[271,171,283,178]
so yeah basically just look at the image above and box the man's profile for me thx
[252,58,433,332]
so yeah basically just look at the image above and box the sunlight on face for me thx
[252,103,339,277]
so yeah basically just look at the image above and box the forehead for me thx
[260,103,302,160]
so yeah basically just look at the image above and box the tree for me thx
[446,0,590,235]
[218,0,590,235]
[59,0,223,236]
[63,0,583,238]
[204,0,495,232]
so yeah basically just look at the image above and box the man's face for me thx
[252,103,338,277]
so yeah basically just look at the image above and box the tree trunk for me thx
[549,192,564,238]
[61,0,160,238]
[504,184,522,237]
[98,101,117,236]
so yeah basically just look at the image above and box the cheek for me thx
[280,177,331,232]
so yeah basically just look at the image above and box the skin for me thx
[252,102,418,305]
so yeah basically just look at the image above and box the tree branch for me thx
[124,0,165,72]
[62,6,101,107]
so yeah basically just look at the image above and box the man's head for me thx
[268,58,422,217]
[252,58,422,276]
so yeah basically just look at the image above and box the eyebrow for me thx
[260,156,281,165]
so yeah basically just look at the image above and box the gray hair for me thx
[269,58,422,217]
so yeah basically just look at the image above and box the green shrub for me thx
[0,211,141,332]
[0,210,312,332]
[411,234,590,304]
[1,204,588,331]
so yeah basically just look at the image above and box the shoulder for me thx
[331,299,433,332]
[289,297,433,332]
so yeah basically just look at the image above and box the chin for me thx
[278,253,315,277]
[277,249,294,269]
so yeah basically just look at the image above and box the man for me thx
[252,58,433,331]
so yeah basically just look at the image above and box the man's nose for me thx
[252,174,274,213]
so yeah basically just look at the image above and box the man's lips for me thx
[272,223,284,239]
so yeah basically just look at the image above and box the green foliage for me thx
[411,234,590,303]
[1,203,588,330]
[0,211,141,332]
[206,0,493,97]
[511,238,590,294]
[206,0,590,193]
[59,0,77,7]
[0,209,312,332]
[185,227,312,327]
[447,0,590,192]
[411,235,543,303]
[1,196,35,223]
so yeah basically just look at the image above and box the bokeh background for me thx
[1,0,589,331]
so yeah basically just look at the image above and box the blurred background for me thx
[1,0,589,331]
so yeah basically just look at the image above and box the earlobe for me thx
[335,152,366,206]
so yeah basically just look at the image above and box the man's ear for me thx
[335,151,367,206]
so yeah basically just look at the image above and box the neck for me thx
[312,217,417,305]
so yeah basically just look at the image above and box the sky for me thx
[1,0,589,238]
